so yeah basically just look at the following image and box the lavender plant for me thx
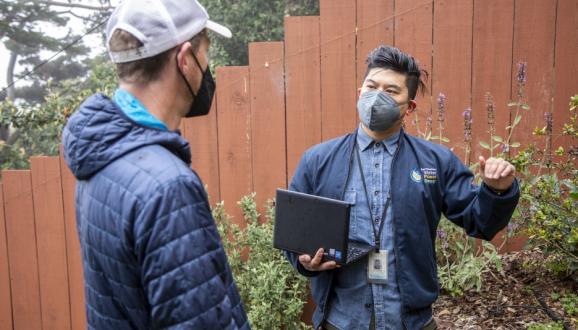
[431,93,450,144]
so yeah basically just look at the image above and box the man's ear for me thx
[407,100,417,114]
[357,87,363,98]
[176,42,193,72]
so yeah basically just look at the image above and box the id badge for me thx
[367,250,388,284]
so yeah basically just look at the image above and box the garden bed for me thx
[433,249,577,329]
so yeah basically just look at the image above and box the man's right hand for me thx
[298,248,340,272]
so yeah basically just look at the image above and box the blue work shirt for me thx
[114,88,169,131]
[327,125,411,329]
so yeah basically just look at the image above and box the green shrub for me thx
[213,193,311,330]
[435,217,502,297]
[511,95,578,278]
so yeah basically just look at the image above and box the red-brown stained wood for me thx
[0,184,13,330]
[285,16,322,181]
[471,0,515,163]
[356,0,394,86]
[432,0,474,159]
[182,99,221,205]
[59,154,87,330]
[470,0,515,252]
[30,157,72,330]
[320,0,358,140]
[249,42,287,208]
[553,0,578,156]
[2,170,42,330]
[511,0,557,152]
[394,0,434,137]
[216,66,253,226]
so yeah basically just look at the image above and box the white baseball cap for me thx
[106,0,232,63]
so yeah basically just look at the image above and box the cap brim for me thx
[206,20,232,38]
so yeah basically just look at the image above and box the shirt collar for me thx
[114,88,169,131]
[356,124,400,155]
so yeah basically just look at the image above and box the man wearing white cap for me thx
[62,0,249,329]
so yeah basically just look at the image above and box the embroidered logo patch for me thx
[410,168,438,184]
[410,169,422,182]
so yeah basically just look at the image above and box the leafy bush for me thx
[213,193,311,330]
[511,95,578,277]
[0,59,116,169]
[435,217,502,297]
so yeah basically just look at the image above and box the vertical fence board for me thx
[216,66,253,225]
[30,157,72,330]
[320,0,358,140]
[471,0,515,252]
[394,0,434,137]
[471,0,515,161]
[0,185,13,330]
[2,170,42,330]
[285,16,322,181]
[432,0,473,159]
[356,0,395,86]
[553,0,578,152]
[60,155,87,330]
[249,42,287,208]
[511,0,557,149]
[182,100,221,205]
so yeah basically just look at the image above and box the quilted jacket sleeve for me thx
[442,153,520,241]
[134,175,249,329]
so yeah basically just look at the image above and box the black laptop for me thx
[273,189,373,265]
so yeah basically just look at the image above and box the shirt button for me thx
[365,303,372,309]
[375,142,381,147]
[374,217,380,224]
[375,163,379,168]
[374,190,380,196]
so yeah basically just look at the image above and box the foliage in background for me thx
[203,0,319,68]
[0,58,116,169]
[435,217,502,297]
[213,193,311,330]
[0,0,317,170]
[511,95,578,278]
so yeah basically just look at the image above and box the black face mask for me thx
[177,51,215,118]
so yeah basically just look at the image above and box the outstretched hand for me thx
[479,156,516,192]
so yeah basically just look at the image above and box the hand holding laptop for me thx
[299,248,340,271]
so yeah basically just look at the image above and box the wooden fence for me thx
[1,0,576,328]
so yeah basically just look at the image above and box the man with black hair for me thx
[62,0,249,328]
[285,45,519,330]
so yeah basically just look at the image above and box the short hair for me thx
[364,45,428,100]
[109,29,208,84]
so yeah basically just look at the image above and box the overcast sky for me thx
[0,0,119,90]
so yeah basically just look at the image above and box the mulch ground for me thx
[433,249,577,329]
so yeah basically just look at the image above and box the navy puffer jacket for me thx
[63,93,249,330]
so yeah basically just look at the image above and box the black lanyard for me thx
[355,144,391,251]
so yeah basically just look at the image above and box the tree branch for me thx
[39,1,114,11]
[6,129,21,146]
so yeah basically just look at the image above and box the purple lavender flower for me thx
[507,221,519,233]
[517,62,527,85]
[486,93,496,134]
[437,93,446,124]
[437,229,446,239]
[463,107,473,143]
